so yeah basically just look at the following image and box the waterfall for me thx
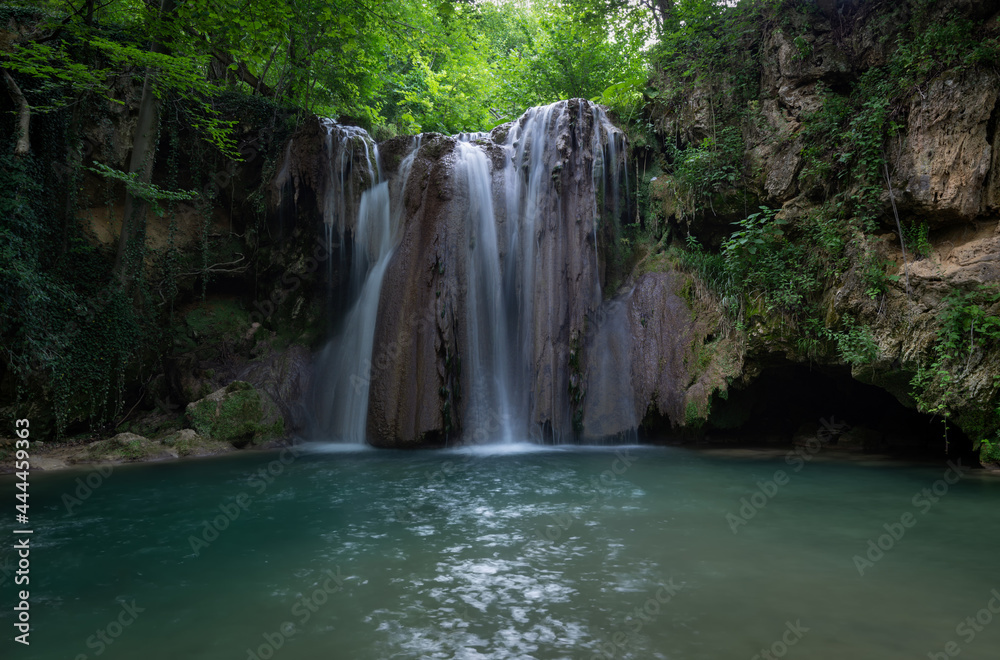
[319,120,378,318]
[499,102,627,442]
[309,124,420,443]
[456,142,514,443]
[500,103,562,441]
[451,100,628,443]
[304,99,629,446]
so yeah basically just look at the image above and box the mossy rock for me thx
[85,432,161,462]
[185,381,284,448]
[161,429,231,458]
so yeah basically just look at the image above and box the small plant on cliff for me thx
[669,126,745,221]
[723,206,821,317]
[832,317,880,367]
[912,285,1000,431]
[860,247,900,300]
[901,222,932,259]
[981,436,1000,465]
[86,163,198,215]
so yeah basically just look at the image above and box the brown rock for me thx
[894,69,999,222]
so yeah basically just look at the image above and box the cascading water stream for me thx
[455,141,514,443]
[500,103,560,441]
[453,100,627,443]
[309,129,420,443]
[580,292,638,441]
[318,120,378,317]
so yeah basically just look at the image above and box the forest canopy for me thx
[0,0,690,139]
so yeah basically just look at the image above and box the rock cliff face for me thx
[646,0,1000,457]
[580,271,720,440]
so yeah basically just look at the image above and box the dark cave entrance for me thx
[692,362,974,461]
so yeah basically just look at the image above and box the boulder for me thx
[185,381,283,448]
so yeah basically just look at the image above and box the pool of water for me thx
[3,445,999,659]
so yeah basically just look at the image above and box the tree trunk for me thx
[114,0,176,288]
[653,0,675,31]
[2,69,31,157]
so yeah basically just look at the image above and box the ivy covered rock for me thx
[185,381,284,448]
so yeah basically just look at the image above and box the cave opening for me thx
[682,361,974,461]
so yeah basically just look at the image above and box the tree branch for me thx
[211,50,275,97]
[2,70,31,156]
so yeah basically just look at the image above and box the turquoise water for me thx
[3,445,1000,659]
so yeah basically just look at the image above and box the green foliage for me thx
[0,137,151,435]
[86,434,153,462]
[721,207,821,317]
[661,1,998,445]
[644,1,768,222]
[832,317,880,366]
[912,285,1000,420]
[669,126,745,219]
[797,6,996,237]
[981,436,1000,465]
[593,76,647,125]
[487,0,651,123]
[892,10,1000,85]
[680,204,881,369]
[902,221,932,259]
[859,246,900,300]
[87,163,197,215]
[679,235,731,302]
[684,400,705,428]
